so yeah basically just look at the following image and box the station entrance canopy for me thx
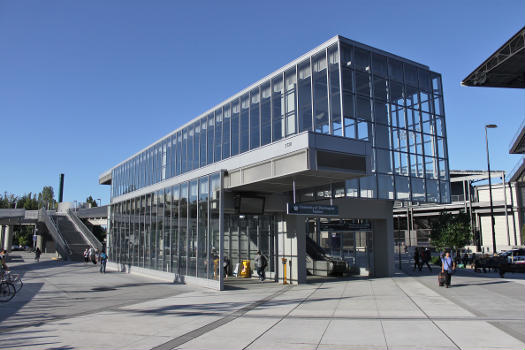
[462,26,525,88]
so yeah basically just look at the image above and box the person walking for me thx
[99,250,108,273]
[422,248,432,271]
[441,251,455,288]
[413,247,421,271]
[254,251,267,282]
[83,248,89,263]
[34,247,41,263]
[88,247,94,263]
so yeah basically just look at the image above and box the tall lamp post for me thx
[485,124,497,254]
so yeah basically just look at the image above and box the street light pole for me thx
[485,124,497,254]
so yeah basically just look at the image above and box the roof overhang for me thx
[461,26,525,88]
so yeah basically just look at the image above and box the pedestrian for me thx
[34,247,41,263]
[441,251,455,288]
[422,248,432,271]
[0,249,8,271]
[88,247,94,263]
[99,250,108,273]
[223,256,230,278]
[254,251,267,282]
[93,249,99,265]
[83,248,89,263]
[413,247,421,271]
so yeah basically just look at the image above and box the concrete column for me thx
[277,215,306,284]
[3,225,13,252]
[0,225,5,250]
[36,235,44,251]
[373,216,394,277]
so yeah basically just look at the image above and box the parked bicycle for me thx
[0,267,23,302]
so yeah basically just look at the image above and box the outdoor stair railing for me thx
[66,209,103,252]
[38,208,72,260]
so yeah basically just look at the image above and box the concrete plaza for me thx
[1,252,523,350]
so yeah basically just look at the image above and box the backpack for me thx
[100,252,107,261]
[261,255,267,268]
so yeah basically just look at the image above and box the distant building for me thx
[393,170,522,252]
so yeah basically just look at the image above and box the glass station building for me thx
[99,35,449,289]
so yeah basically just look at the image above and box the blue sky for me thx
[0,0,524,205]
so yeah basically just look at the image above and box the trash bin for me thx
[240,260,251,278]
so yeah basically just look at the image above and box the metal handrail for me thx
[66,209,103,251]
[509,118,525,150]
[38,209,72,259]
[508,158,524,181]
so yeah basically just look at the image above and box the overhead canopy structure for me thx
[462,26,525,88]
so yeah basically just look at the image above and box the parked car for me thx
[497,248,525,277]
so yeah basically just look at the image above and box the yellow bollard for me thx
[281,258,288,284]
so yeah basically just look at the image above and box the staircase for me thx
[52,214,90,260]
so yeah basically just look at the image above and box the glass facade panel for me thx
[272,75,284,142]
[231,100,240,156]
[313,52,329,133]
[214,109,222,162]
[250,88,260,149]
[260,83,271,145]
[284,69,297,136]
[241,94,250,152]
[197,178,208,278]
[298,60,312,132]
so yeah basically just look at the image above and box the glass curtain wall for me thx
[109,172,222,282]
[110,38,449,204]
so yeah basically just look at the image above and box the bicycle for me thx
[0,267,22,302]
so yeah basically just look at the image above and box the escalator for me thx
[306,236,347,276]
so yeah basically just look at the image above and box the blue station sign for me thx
[286,203,339,216]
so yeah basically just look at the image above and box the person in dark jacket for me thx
[255,251,267,282]
[34,247,41,263]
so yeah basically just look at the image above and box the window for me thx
[313,52,329,133]
[223,104,231,159]
[231,100,240,156]
[207,114,214,164]
[298,60,312,132]
[200,118,207,167]
[328,45,341,135]
[284,68,297,136]
[250,88,260,150]
[261,83,271,145]
[214,109,222,162]
[241,94,250,152]
[272,76,284,142]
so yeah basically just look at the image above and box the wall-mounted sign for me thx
[286,203,339,216]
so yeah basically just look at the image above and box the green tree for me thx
[430,211,472,252]
[40,186,56,209]
[86,195,98,207]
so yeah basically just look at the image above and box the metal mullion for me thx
[326,47,332,134]
[337,40,345,137]
[310,55,315,133]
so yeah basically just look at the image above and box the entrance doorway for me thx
[307,218,374,276]
[223,214,276,280]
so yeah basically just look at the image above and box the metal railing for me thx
[508,158,524,181]
[66,209,103,251]
[509,118,525,150]
[38,209,72,259]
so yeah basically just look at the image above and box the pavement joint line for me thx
[405,268,525,344]
[370,279,390,350]
[391,276,462,350]
[150,285,291,350]
[240,282,325,350]
[314,279,350,350]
